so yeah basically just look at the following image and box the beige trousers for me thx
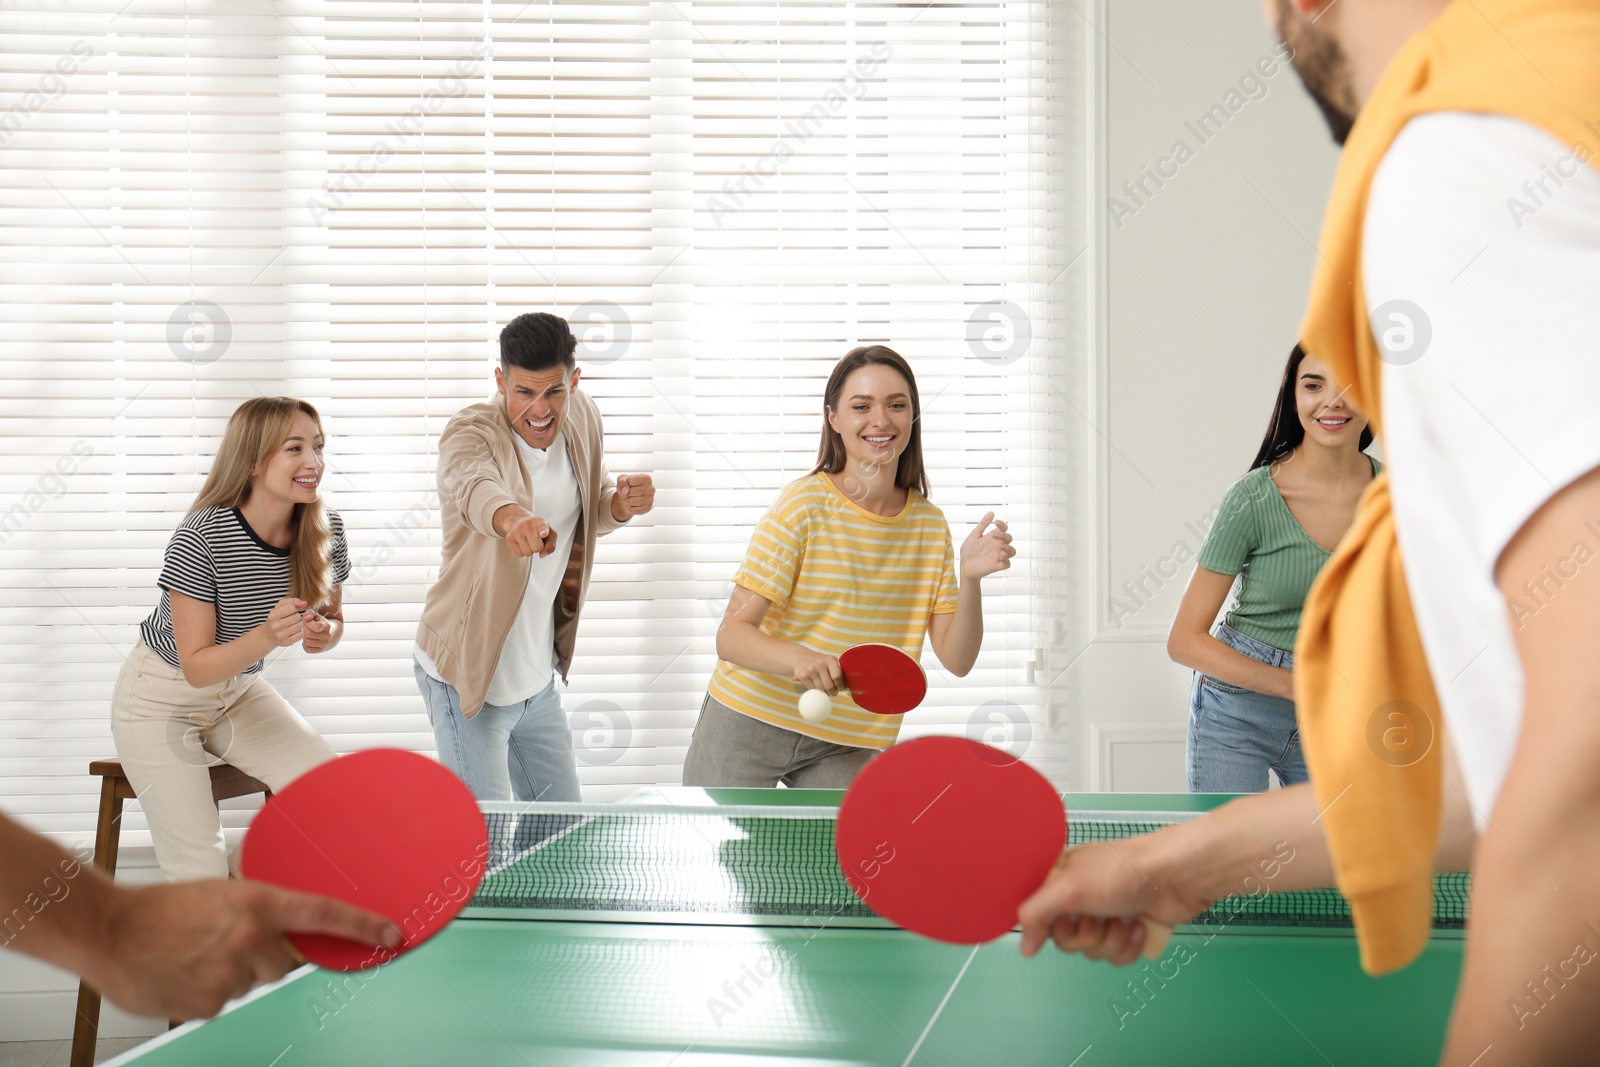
[110,640,335,881]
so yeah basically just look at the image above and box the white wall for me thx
[1054,0,1341,790]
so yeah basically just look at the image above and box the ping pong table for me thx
[105,789,1466,1066]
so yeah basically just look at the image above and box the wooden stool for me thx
[70,759,272,1067]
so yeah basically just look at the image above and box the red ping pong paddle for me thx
[840,644,927,715]
[793,643,927,716]
[836,735,1064,944]
[241,748,488,971]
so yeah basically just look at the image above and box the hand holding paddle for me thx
[242,749,488,971]
[792,643,927,718]
[86,878,401,1021]
[791,648,845,696]
[1018,836,1213,965]
[836,735,1063,944]
[837,736,1178,953]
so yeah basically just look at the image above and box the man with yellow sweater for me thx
[1019,1,1600,1062]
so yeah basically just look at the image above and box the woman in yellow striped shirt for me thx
[682,345,1016,788]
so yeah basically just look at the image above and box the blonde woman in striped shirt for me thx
[111,398,347,880]
[1168,344,1379,793]
[683,345,1016,788]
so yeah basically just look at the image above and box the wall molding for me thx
[1089,721,1186,791]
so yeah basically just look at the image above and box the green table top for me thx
[107,790,1462,1065]
[111,918,1460,1066]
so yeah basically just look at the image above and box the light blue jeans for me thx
[1185,623,1307,793]
[413,659,582,803]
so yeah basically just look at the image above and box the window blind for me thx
[0,0,1062,849]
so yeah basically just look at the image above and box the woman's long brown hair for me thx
[190,397,335,610]
[810,345,930,499]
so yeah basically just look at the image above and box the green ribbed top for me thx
[1195,457,1381,652]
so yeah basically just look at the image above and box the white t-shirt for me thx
[1365,111,1600,824]
[415,429,583,706]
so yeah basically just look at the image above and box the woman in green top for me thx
[1169,343,1379,792]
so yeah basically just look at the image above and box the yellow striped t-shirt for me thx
[708,471,960,749]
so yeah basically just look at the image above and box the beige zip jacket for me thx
[415,389,626,715]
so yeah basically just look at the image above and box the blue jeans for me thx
[1185,623,1307,793]
[413,659,582,803]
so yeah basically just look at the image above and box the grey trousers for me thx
[681,693,878,788]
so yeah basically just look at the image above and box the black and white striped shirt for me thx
[139,506,350,675]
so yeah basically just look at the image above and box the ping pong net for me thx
[468,801,1470,933]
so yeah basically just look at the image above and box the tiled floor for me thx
[0,1040,146,1066]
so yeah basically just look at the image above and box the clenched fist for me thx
[611,474,655,521]
[300,609,334,654]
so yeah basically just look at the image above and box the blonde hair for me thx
[190,397,335,610]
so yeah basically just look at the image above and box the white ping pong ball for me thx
[798,688,832,723]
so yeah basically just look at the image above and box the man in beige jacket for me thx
[413,312,654,801]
